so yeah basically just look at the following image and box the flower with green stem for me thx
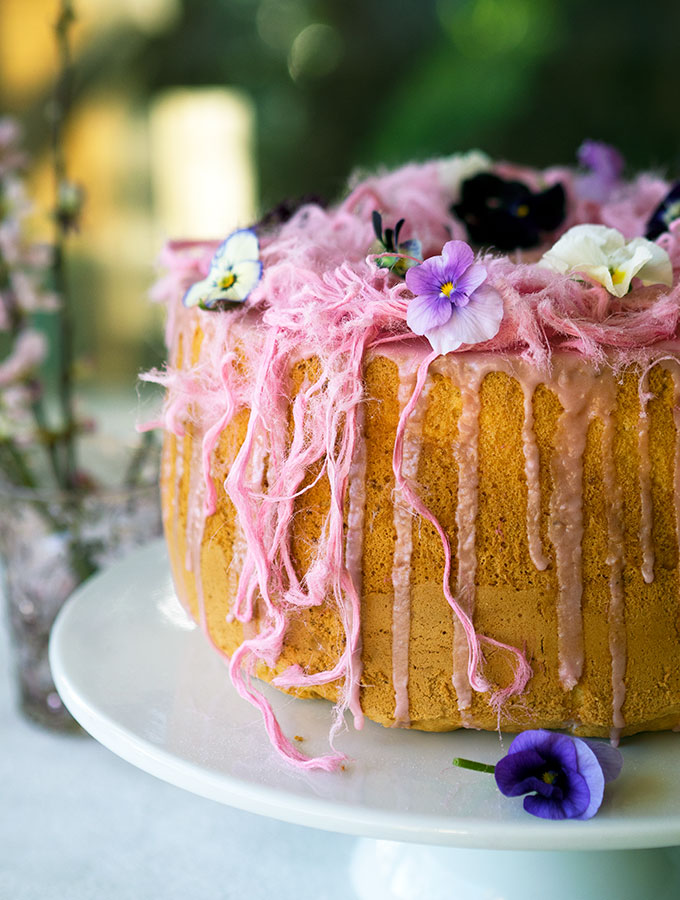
[371,211,422,279]
[453,729,623,820]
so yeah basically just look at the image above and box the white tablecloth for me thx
[0,606,357,899]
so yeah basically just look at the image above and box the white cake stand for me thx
[50,541,680,899]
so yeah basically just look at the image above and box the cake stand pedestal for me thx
[50,541,680,900]
[350,842,680,900]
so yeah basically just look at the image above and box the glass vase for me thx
[0,470,162,731]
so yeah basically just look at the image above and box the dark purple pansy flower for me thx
[452,172,566,251]
[404,240,503,356]
[494,730,623,820]
[254,193,327,234]
[576,139,624,203]
[645,181,680,240]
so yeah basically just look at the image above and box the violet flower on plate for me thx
[453,729,623,821]
[405,239,504,355]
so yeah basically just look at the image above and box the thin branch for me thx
[51,0,78,488]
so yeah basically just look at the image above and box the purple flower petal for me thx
[423,285,504,355]
[571,739,606,820]
[577,140,624,182]
[506,729,576,763]
[405,259,440,296]
[452,263,487,301]
[406,291,452,334]
[441,239,475,277]
[493,729,612,821]
[576,141,624,203]
[582,739,624,784]
[502,732,607,820]
[495,748,549,797]
[524,768,590,819]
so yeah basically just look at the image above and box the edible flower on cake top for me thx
[371,211,422,279]
[183,227,261,310]
[453,171,566,251]
[539,224,673,297]
[575,139,625,204]
[645,181,680,240]
[405,239,504,355]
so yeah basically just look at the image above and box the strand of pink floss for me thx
[392,351,532,711]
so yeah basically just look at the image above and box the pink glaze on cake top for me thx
[143,152,680,770]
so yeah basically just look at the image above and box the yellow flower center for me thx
[610,268,626,285]
[440,281,455,297]
[219,272,237,290]
[516,204,530,218]
[542,771,558,785]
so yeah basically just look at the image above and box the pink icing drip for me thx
[636,377,655,585]
[601,377,627,730]
[548,363,592,691]
[520,379,549,572]
[392,352,532,715]
[343,403,368,729]
[390,371,429,726]
[450,364,484,713]
[672,374,680,591]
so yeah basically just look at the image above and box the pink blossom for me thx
[0,117,26,177]
[0,329,47,387]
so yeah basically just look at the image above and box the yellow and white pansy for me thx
[183,228,262,309]
[539,224,672,297]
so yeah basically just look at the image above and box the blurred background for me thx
[2,0,679,391]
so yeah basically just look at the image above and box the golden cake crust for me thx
[161,323,680,738]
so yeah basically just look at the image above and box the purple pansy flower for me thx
[405,240,504,356]
[494,730,623,820]
[576,140,624,203]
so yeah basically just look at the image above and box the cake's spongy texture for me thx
[162,330,680,736]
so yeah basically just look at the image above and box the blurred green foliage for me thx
[6,0,680,211]
[145,0,680,205]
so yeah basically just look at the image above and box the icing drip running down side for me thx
[391,370,430,726]
[547,364,592,691]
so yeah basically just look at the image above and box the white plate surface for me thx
[50,540,680,851]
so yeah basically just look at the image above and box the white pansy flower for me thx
[438,150,492,202]
[539,224,673,297]
[183,228,261,309]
